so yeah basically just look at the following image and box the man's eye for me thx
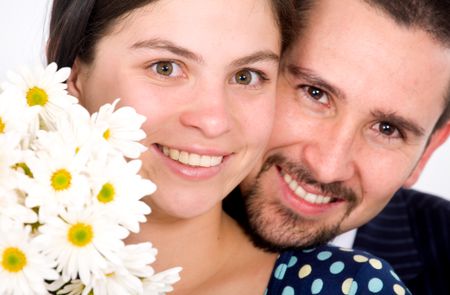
[302,86,329,105]
[150,61,183,77]
[375,121,403,138]
[231,69,266,87]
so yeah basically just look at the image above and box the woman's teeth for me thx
[161,145,223,167]
[282,173,332,204]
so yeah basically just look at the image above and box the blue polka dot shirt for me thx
[265,245,412,294]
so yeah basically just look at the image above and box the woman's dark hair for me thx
[47,0,297,68]
[47,0,155,67]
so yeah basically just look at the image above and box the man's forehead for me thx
[288,0,450,107]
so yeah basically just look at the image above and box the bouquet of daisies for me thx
[0,63,181,295]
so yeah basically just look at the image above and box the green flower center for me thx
[26,86,48,107]
[1,247,27,273]
[51,169,72,191]
[97,183,116,204]
[0,117,5,133]
[103,128,111,140]
[67,223,94,247]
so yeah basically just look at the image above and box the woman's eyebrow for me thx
[231,51,279,68]
[132,39,279,68]
[131,38,204,64]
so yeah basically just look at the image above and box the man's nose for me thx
[303,125,357,184]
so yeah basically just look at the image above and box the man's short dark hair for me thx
[293,0,450,130]
[364,0,450,130]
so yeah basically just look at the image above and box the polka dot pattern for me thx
[369,258,383,270]
[282,286,294,295]
[353,254,369,263]
[311,279,323,294]
[349,281,358,295]
[274,264,288,280]
[317,251,332,261]
[288,256,298,267]
[342,278,356,295]
[329,261,345,274]
[298,264,312,279]
[342,279,358,295]
[368,278,383,293]
[390,270,400,281]
[393,284,406,295]
[266,245,412,295]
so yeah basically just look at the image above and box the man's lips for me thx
[277,166,342,205]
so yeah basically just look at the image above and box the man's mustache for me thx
[258,153,358,204]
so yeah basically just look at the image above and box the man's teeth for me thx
[282,173,332,204]
[162,146,223,167]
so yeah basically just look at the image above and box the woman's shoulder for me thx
[265,244,411,295]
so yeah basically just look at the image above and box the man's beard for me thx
[238,153,359,252]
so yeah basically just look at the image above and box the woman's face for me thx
[70,0,281,219]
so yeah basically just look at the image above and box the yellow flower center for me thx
[26,86,48,107]
[67,223,94,247]
[103,128,111,140]
[51,169,72,191]
[1,247,27,273]
[12,162,34,178]
[97,183,116,204]
[0,117,5,133]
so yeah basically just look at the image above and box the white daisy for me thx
[142,267,183,295]
[88,157,154,232]
[0,133,23,190]
[0,188,37,229]
[53,104,101,158]
[0,224,59,295]
[1,62,78,130]
[88,263,144,295]
[56,242,158,295]
[0,88,39,140]
[120,243,157,278]
[50,279,86,295]
[23,131,90,221]
[91,99,147,159]
[33,207,129,285]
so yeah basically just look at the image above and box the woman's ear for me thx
[67,58,85,104]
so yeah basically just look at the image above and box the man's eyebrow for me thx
[286,64,345,100]
[230,51,280,68]
[131,38,204,64]
[372,110,426,137]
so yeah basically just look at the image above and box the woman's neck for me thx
[126,203,277,294]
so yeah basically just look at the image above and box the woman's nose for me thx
[179,85,231,138]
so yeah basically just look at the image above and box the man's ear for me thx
[66,58,85,104]
[404,121,450,187]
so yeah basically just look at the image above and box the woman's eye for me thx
[150,61,183,77]
[302,86,329,105]
[231,69,266,86]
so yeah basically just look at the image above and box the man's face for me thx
[240,0,450,250]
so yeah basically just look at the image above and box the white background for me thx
[1,1,449,199]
